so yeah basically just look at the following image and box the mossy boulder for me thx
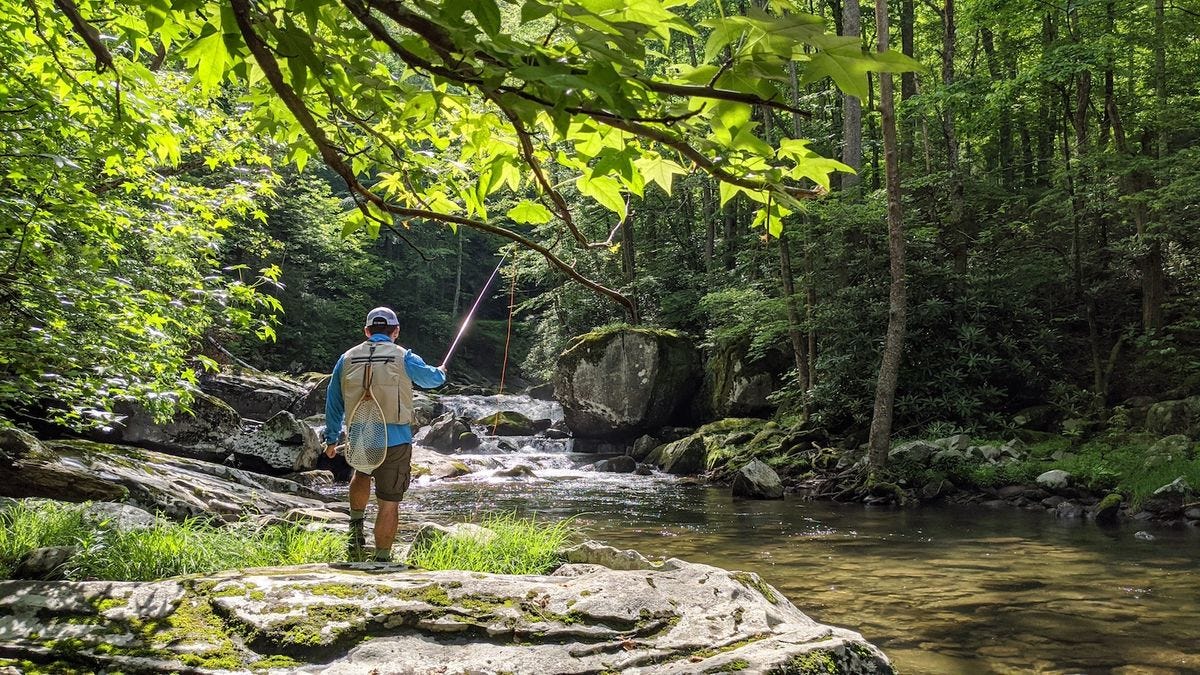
[731,459,785,499]
[697,339,788,420]
[199,371,307,421]
[554,326,699,439]
[0,547,893,674]
[473,410,538,436]
[1145,396,1200,439]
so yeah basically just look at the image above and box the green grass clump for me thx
[405,513,573,576]
[0,501,342,581]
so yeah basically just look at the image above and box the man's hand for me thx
[325,443,340,458]
[437,365,447,376]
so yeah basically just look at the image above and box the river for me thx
[362,395,1200,673]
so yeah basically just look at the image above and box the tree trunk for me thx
[778,229,811,411]
[939,0,967,276]
[899,0,916,165]
[840,0,862,189]
[981,27,1013,189]
[867,0,907,469]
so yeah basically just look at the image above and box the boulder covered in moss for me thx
[554,326,699,439]
[473,410,538,436]
[0,544,892,674]
[697,339,788,420]
[1145,396,1200,439]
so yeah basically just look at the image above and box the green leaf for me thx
[634,156,687,195]
[576,174,626,217]
[471,0,502,37]
[180,25,227,93]
[507,200,553,224]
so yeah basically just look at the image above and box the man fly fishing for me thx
[324,307,447,562]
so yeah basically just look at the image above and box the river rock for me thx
[732,459,784,499]
[648,434,707,475]
[411,522,498,552]
[1142,476,1195,514]
[101,390,241,461]
[1055,501,1085,519]
[291,374,331,417]
[1145,396,1200,439]
[282,470,335,489]
[495,464,537,478]
[417,412,470,451]
[0,546,892,674]
[1093,493,1122,524]
[937,434,972,452]
[526,381,556,400]
[889,440,938,464]
[458,431,481,449]
[1037,469,1072,490]
[554,327,699,439]
[1144,435,1192,468]
[594,455,637,473]
[225,415,324,474]
[79,501,156,531]
[630,434,661,461]
[9,546,78,580]
[474,410,538,436]
[200,371,307,421]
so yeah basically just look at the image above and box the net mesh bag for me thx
[345,366,389,472]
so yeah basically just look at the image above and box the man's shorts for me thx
[364,443,412,502]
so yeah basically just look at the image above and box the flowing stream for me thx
[345,394,1200,674]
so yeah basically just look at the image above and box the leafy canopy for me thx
[41,0,914,315]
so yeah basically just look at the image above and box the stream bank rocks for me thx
[0,543,891,674]
[0,434,332,521]
[554,326,699,440]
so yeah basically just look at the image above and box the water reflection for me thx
[384,475,1200,674]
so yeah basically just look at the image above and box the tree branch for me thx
[230,0,635,317]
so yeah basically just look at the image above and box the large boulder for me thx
[697,340,788,419]
[0,439,329,521]
[200,371,307,421]
[473,410,539,436]
[0,549,893,674]
[416,412,470,451]
[0,429,128,502]
[649,434,708,475]
[554,327,699,439]
[100,390,241,461]
[1145,396,1200,439]
[732,459,785,499]
[224,412,325,474]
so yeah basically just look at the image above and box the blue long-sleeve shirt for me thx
[324,334,446,446]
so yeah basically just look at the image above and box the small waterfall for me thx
[417,393,644,484]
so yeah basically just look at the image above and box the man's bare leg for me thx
[349,470,372,511]
[375,499,399,558]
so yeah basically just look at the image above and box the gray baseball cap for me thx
[365,307,399,328]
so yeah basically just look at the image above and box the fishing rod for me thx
[441,253,508,367]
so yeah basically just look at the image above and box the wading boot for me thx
[348,518,366,561]
[374,548,392,563]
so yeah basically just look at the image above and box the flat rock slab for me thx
[1,439,330,521]
[0,549,891,674]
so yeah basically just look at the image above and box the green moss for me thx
[249,589,267,601]
[411,464,432,478]
[1096,493,1123,511]
[773,649,839,674]
[93,597,124,612]
[731,572,778,604]
[691,635,767,660]
[253,654,303,670]
[421,584,452,607]
[708,658,751,673]
[275,603,363,647]
[308,583,370,600]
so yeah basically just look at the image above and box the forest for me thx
[2,0,1199,462]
